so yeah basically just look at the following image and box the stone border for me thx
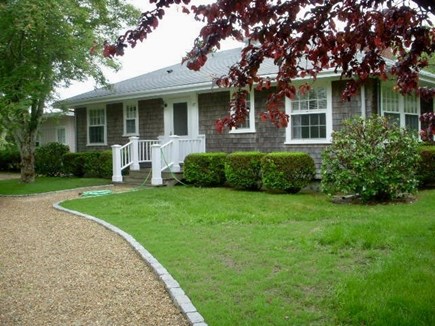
[53,202,207,326]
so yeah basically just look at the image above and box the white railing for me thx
[112,135,206,184]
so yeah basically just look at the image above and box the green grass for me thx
[0,177,111,195]
[61,187,435,325]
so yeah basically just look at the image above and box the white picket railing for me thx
[112,135,205,184]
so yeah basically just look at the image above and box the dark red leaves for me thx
[107,0,434,131]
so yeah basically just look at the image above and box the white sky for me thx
[56,0,241,101]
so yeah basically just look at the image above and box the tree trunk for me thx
[19,132,36,183]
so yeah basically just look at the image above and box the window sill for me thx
[229,129,256,134]
[122,134,139,137]
[285,139,331,145]
[87,143,107,146]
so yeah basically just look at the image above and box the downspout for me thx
[360,85,366,119]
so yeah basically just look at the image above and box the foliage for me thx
[420,111,435,143]
[34,142,70,177]
[61,187,435,325]
[0,145,20,171]
[0,0,139,182]
[321,116,420,202]
[63,152,86,177]
[62,151,112,179]
[0,177,111,195]
[417,145,435,187]
[107,0,435,130]
[261,152,315,193]
[184,152,227,187]
[224,152,265,190]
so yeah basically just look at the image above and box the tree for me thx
[0,0,139,182]
[105,0,435,131]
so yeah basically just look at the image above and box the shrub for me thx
[35,142,70,176]
[63,151,112,179]
[417,145,435,187]
[225,152,265,190]
[63,152,86,177]
[0,146,20,171]
[184,152,227,187]
[83,151,112,179]
[321,116,420,202]
[261,152,315,193]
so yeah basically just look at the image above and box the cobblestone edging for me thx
[53,202,207,326]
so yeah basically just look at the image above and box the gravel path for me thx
[0,189,189,325]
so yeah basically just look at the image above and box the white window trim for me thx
[87,106,107,146]
[380,81,420,132]
[229,89,256,134]
[56,126,67,145]
[123,101,139,137]
[285,82,333,144]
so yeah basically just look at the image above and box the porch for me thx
[111,135,206,185]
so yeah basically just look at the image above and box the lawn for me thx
[61,187,435,326]
[0,177,111,195]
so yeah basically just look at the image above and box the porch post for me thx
[169,135,181,172]
[151,144,163,185]
[199,134,206,153]
[129,136,140,171]
[112,144,123,182]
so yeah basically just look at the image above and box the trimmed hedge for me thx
[63,152,86,177]
[184,152,227,187]
[0,146,20,171]
[261,152,315,193]
[35,142,70,176]
[418,145,435,187]
[225,152,265,190]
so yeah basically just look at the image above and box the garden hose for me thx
[80,190,113,197]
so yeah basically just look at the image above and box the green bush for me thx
[35,142,70,176]
[261,152,315,193]
[184,152,227,187]
[63,151,112,179]
[63,152,86,177]
[417,145,435,187]
[321,116,420,202]
[0,146,20,171]
[225,152,265,190]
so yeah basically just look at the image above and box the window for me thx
[381,83,419,133]
[286,85,332,143]
[88,107,106,145]
[57,127,66,144]
[230,90,256,133]
[123,102,139,136]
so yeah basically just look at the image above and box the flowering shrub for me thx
[321,116,420,202]
[420,112,435,143]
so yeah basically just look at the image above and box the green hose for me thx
[80,190,112,197]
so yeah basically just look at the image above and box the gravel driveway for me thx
[0,189,189,325]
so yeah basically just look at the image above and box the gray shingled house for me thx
[62,47,435,184]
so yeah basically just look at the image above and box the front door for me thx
[173,102,188,136]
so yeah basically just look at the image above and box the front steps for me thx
[121,169,184,186]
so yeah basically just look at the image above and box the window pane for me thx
[126,119,136,134]
[382,86,399,112]
[89,109,104,126]
[57,128,66,144]
[385,113,400,126]
[405,115,419,133]
[90,126,104,143]
[404,95,417,114]
[126,104,137,119]
[291,113,326,139]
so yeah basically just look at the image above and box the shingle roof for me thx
[62,47,278,106]
[61,47,435,107]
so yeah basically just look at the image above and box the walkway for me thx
[0,188,189,325]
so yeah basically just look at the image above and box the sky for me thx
[56,0,241,101]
